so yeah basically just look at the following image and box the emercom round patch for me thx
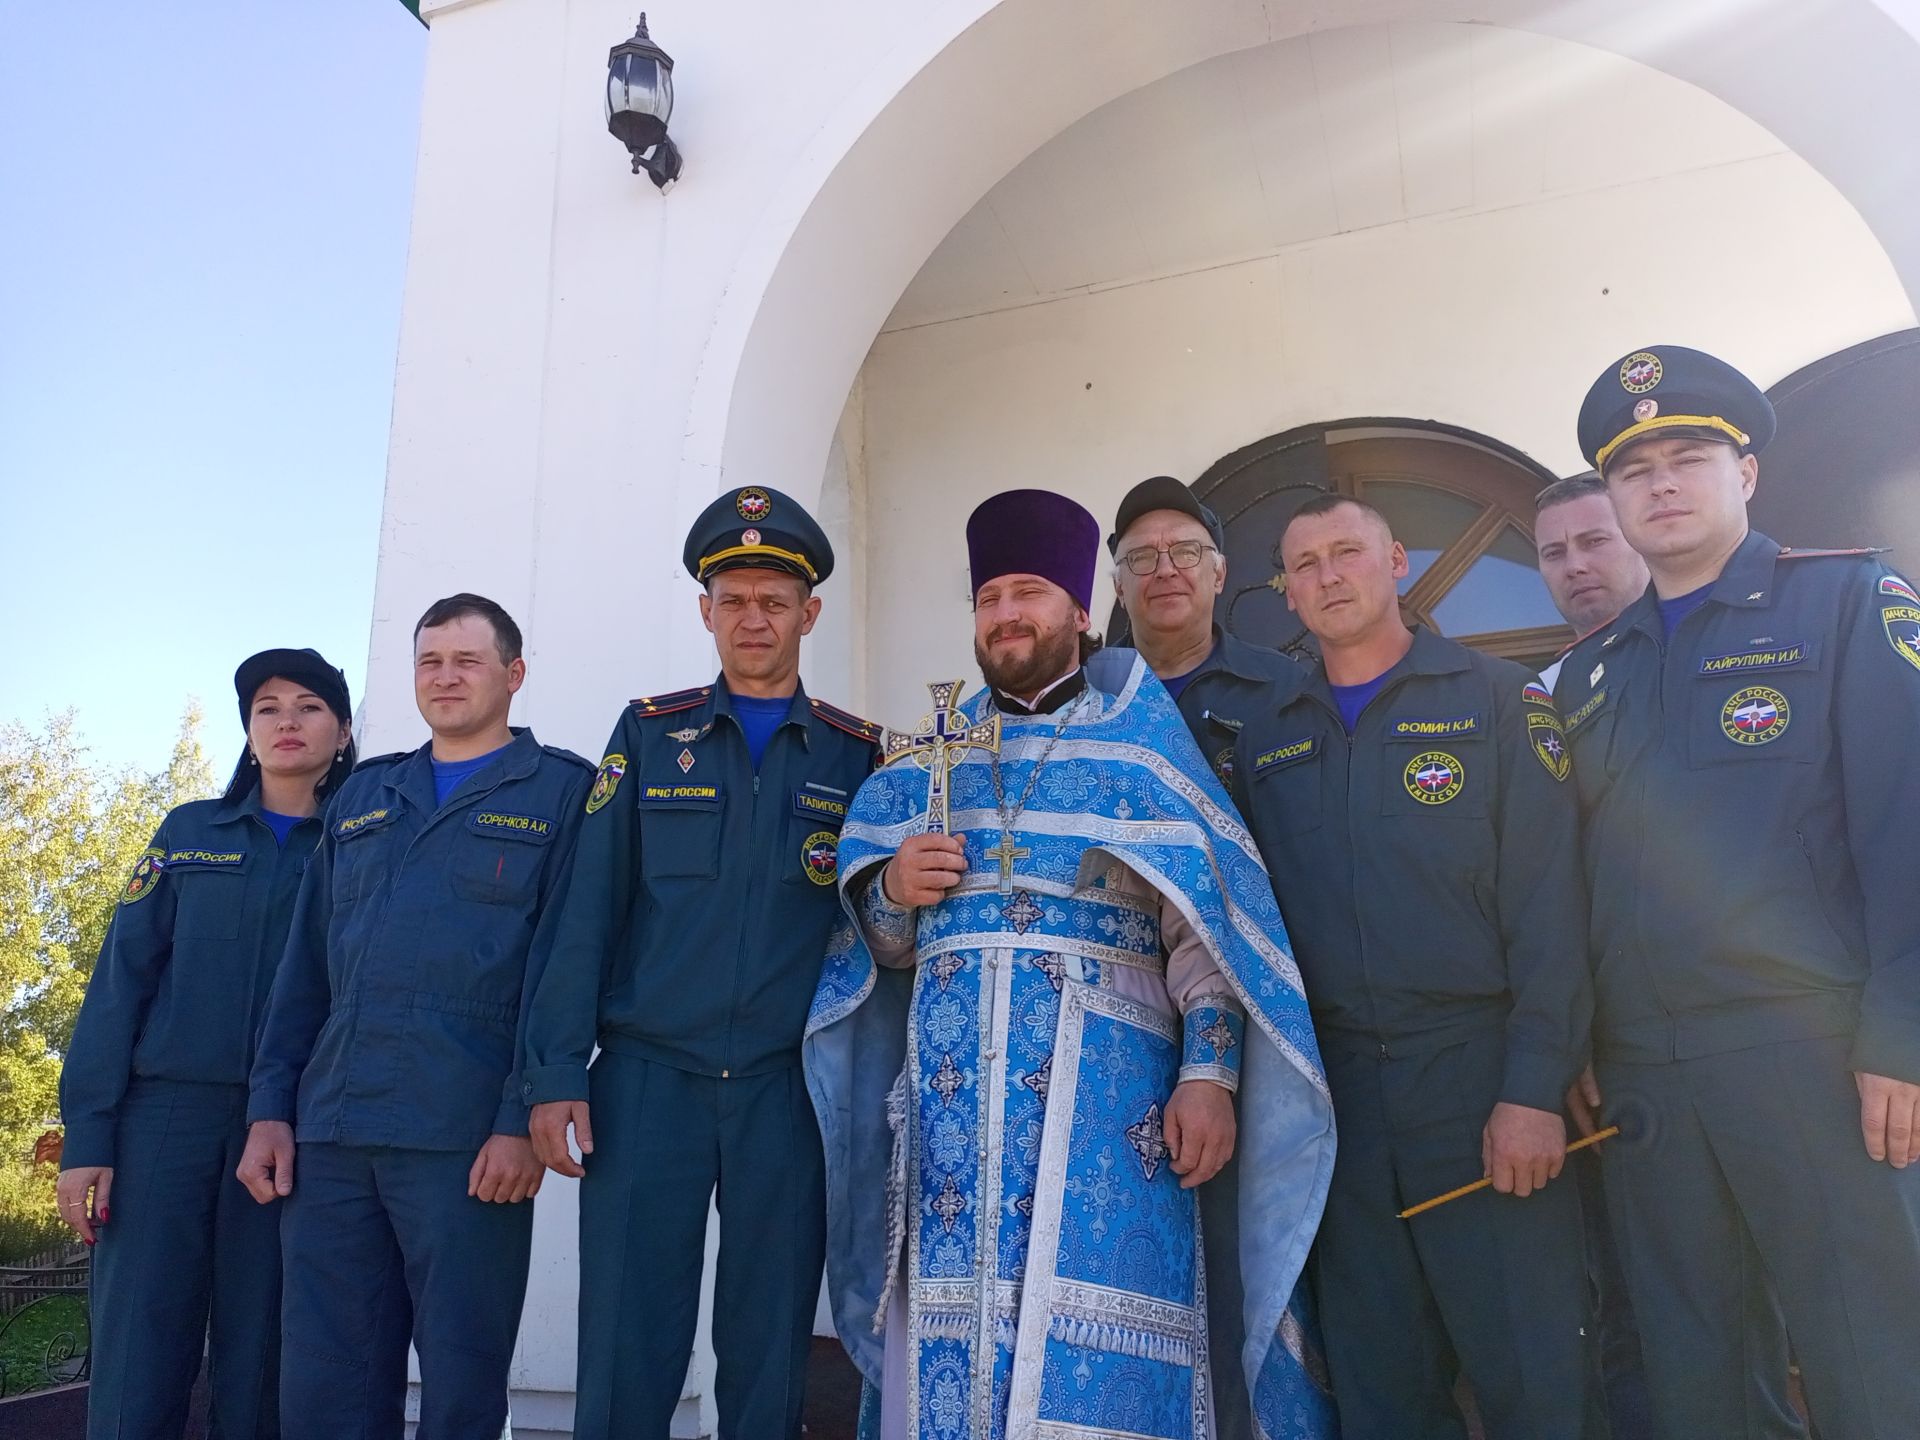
[1404,751,1464,805]
[1721,686,1790,745]
[802,830,840,885]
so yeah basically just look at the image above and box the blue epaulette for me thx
[809,696,882,744]
[630,686,712,718]
[542,745,596,771]
[350,750,410,773]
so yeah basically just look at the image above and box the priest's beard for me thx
[976,617,1081,700]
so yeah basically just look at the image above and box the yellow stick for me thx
[1398,1126,1621,1220]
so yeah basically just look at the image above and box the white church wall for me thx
[363,0,920,763]
[853,150,1914,730]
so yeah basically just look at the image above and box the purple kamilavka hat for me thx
[965,489,1100,610]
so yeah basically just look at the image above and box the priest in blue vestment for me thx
[805,490,1339,1440]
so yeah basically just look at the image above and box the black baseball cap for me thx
[1107,476,1225,554]
[233,648,353,728]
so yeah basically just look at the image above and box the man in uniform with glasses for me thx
[1109,476,1300,789]
[1108,475,1308,1438]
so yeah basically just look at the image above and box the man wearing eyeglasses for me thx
[1109,476,1300,789]
[1109,475,1306,1439]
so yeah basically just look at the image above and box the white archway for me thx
[685,0,1920,508]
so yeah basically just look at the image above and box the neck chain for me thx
[983,690,1087,893]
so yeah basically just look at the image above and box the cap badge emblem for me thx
[1633,398,1659,421]
[1620,352,1663,394]
[736,488,772,521]
[741,528,761,546]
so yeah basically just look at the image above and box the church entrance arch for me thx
[695,0,1920,509]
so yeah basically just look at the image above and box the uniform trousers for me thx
[1573,1145,1654,1439]
[572,1052,825,1440]
[278,1142,532,1440]
[1200,1152,1252,1440]
[87,1079,280,1440]
[1313,1037,1599,1440]
[1596,1036,1920,1440]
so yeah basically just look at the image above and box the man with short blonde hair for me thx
[1232,493,1597,1439]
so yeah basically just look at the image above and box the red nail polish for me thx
[98,1207,109,1224]
[84,1239,95,1248]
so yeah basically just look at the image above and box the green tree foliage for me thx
[0,707,216,1259]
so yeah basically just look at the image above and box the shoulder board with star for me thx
[809,697,882,745]
[1777,546,1886,560]
[629,687,712,718]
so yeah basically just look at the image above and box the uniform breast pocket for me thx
[1379,738,1490,820]
[172,866,248,940]
[333,814,399,903]
[1688,662,1825,770]
[1562,689,1621,805]
[639,786,724,880]
[785,784,850,888]
[452,813,554,906]
[1247,736,1324,834]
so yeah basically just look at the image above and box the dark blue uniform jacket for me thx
[1234,626,1593,1111]
[521,680,880,1102]
[247,729,591,1148]
[62,791,323,1169]
[1554,531,1920,1078]
[1168,625,1302,786]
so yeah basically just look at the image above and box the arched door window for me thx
[1172,422,1574,667]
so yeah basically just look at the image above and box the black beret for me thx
[1107,475,1225,553]
[682,485,834,587]
[1578,345,1776,473]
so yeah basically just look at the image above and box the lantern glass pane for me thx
[625,56,664,118]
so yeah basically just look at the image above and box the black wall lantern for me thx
[607,13,681,190]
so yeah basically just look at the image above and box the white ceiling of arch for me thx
[885,22,1786,332]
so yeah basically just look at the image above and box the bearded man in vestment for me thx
[805,489,1338,1440]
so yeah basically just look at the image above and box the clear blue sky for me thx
[1,3,426,776]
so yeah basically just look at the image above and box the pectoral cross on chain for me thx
[983,835,1030,894]
[880,679,1002,838]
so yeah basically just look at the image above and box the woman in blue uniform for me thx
[57,648,354,1440]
